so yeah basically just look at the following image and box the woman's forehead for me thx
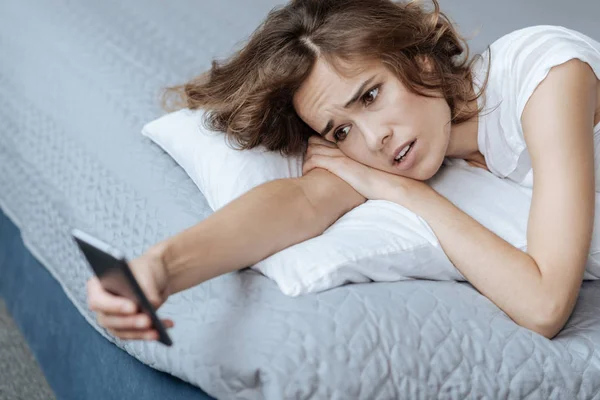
[294,58,386,110]
[322,56,384,79]
[292,58,390,136]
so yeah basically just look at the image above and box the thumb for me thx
[149,282,173,309]
[158,282,173,306]
[147,294,164,310]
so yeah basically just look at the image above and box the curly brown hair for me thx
[162,0,491,156]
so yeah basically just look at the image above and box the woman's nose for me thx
[360,123,391,151]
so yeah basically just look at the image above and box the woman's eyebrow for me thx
[319,75,377,137]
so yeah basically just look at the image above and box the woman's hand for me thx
[302,135,418,205]
[86,244,175,341]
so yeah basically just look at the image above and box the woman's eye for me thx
[333,126,350,142]
[331,85,380,143]
[361,86,379,106]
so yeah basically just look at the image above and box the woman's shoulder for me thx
[474,25,600,181]
[478,24,600,101]
[485,25,600,62]
[474,25,599,82]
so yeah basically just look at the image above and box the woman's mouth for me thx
[392,140,417,167]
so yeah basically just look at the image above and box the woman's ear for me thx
[416,55,434,73]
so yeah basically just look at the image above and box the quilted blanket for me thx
[1,0,600,398]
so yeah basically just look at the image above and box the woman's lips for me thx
[392,139,418,171]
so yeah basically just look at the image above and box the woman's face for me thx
[293,58,453,181]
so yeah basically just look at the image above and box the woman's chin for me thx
[410,155,445,181]
[378,153,444,181]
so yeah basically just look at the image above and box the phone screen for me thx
[72,228,173,346]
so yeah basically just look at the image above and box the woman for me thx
[86,0,600,341]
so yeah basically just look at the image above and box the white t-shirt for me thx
[470,25,600,191]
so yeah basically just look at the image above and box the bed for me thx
[1,0,600,399]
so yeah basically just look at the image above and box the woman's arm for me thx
[301,59,597,340]
[156,168,366,294]
[396,59,597,339]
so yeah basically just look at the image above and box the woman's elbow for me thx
[527,301,571,339]
[529,322,562,340]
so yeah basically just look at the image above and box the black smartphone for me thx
[71,228,173,346]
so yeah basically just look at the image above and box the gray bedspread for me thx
[1,0,600,398]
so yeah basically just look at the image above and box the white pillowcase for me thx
[140,108,304,211]
[142,109,600,296]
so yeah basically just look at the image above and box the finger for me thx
[98,313,175,331]
[106,319,175,341]
[307,140,338,152]
[303,154,333,176]
[302,157,316,175]
[87,278,138,314]
[306,144,343,159]
[308,135,337,148]
[107,328,159,341]
[304,144,343,165]
[97,312,152,330]
[164,319,175,328]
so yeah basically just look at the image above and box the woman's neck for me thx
[446,96,481,160]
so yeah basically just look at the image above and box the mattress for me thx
[1,0,600,399]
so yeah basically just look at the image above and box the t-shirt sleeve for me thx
[504,25,600,120]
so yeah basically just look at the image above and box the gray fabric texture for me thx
[1,0,600,399]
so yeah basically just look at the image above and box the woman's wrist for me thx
[150,232,208,295]
[383,175,435,210]
[145,238,186,294]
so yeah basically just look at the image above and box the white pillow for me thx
[142,109,600,296]
[141,108,304,211]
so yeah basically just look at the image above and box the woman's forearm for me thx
[156,169,366,294]
[396,184,563,338]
